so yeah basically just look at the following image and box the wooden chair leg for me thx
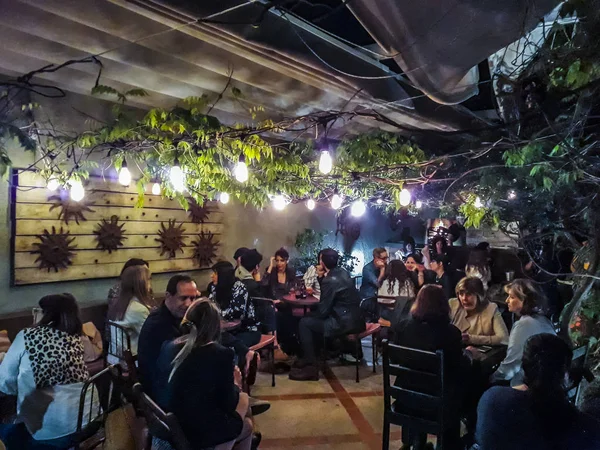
[271,345,276,387]
[372,333,377,374]
[355,337,360,383]
[382,416,390,450]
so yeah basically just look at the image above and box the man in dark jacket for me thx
[290,248,365,381]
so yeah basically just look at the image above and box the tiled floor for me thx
[253,359,404,450]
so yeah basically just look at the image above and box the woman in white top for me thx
[107,265,152,361]
[303,251,325,299]
[490,279,556,386]
[0,294,98,448]
[464,248,492,289]
[378,259,416,299]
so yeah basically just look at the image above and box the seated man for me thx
[359,247,388,321]
[290,248,366,381]
[137,274,258,404]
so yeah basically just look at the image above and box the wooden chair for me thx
[346,323,381,383]
[566,342,594,404]
[382,341,453,450]
[131,383,192,450]
[250,297,280,391]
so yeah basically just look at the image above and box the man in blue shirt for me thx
[359,247,388,321]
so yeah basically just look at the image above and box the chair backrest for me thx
[122,349,139,383]
[76,365,117,438]
[132,383,192,450]
[382,341,445,433]
[105,321,132,361]
[566,343,593,404]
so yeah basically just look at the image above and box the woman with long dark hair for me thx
[166,300,254,450]
[0,294,98,449]
[107,264,152,360]
[210,261,260,347]
[263,248,296,299]
[465,249,492,289]
[378,259,416,298]
[476,333,600,449]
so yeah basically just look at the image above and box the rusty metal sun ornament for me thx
[93,215,127,253]
[31,226,77,272]
[48,192,95,225]
[155,219,186,258]
[187,198,211,224]
[192,231,220,267]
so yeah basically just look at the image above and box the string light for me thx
[508,190,517,200]
[273,194,288,211]
[151,182,161,195]
[416,200,423,209]
[234,155,249,183]
[47,177,59,191]
[69,180,85,202]
[170,161,186,193]
[118,161,131,186]
[306,199,316,210]
[350,200,366,217]
[376,198,383,205]
[319,150,333,174]
[219,192,230,204]
[474,196,484,208]
[399,188,411,206]
[331,192,343,210]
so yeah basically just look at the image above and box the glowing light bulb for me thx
[69,180,84,202]
[234,158,249,183]
[331,193,343,210]
[350,200,366,217]
[219,192,230,204]
[273,194,288,211]
[306,199,315,210]
[415,200,423,209]
[118,165,131,186]
[170,164,186,193]
[399,188,411,206]
[474,196,483,208]
[508,190,517,200]
[47,177,59,191]
[151,182,161,195]
[319,151,333,174]
[376,198,383,205]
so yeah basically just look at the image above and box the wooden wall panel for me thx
[11,171,223,285]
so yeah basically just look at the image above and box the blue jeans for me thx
[0,423,76,450]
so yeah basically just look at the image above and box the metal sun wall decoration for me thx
[31,226,77,272]
[187,198,211,224]
[93,215,127,253]
[48,192,95,225]
[192,231,220,267]
[156,219,187,258]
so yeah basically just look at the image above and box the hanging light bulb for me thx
[330,192,343,210]
[376,198,383,205]
[151,182,161,196]
[306,199,316,210]
[508,190,517,200]
[350,200,366,217]
[234,155,249,183]
[415,200,423,209]
[69,180,85,202]
[170,161,186,193]
[273,194,288,211]
[47,177,59,191]
[474,196,484,208]
[118,161,131,186]
[318,150,333,174]
[399,188,411,206]
[219,192,230,204]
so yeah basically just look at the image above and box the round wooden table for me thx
[221,320,241,332]
[281,293,320,315]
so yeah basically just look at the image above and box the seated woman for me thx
[379,259,416,298]
[450,277,509,346]
[209,261,261,348]
[303,250,324,300]
[403,253,433,290]
[393,284,469,448]
[263,247,296,299]
[0,294,97,449]
[107,258,149,309]
[476,334,600,450]
[465,249,492,289]
[166,300,253,450]
[107,264,152,363]
[490,279,555,386]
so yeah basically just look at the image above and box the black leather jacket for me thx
[314,267,365,337]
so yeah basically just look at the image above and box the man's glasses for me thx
[178,295,201,302]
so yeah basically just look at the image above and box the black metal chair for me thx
[382,341,454,450]
[566,342,594,404]
[105,320,133,365]
[73,365,118,450]
[131,383,193,450]
[250,296,280,390]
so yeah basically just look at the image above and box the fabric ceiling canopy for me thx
[347,0,561,104]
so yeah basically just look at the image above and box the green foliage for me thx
[549,59,600,90]
[291,228,358,274]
